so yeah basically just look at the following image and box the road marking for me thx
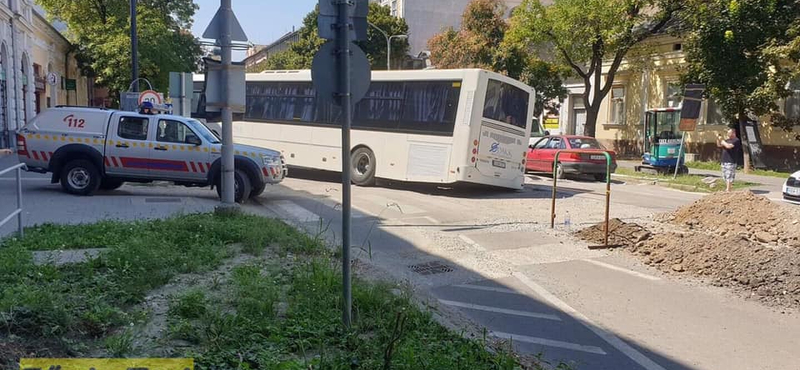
[492,331,607,355]
[452,284,521,295]
[512,272,667,370]
[458,234,485,251]
[274,200,322,223]
[0,178,50,181]
[438,299,561,321]
[582,259,661,281]
[423,216,440,224]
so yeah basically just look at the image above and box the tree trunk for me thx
[738,112,751,173]
[584,105,599,137]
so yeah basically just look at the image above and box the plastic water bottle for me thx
[564,211,571,230]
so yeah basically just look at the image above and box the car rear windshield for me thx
[568,138,605,150]
[483,79,529,130]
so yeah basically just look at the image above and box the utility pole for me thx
[130,0,138,92]
[219,0,235,207]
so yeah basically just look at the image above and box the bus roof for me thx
[195,68,533,93]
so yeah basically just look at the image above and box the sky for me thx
[191,0,318,61]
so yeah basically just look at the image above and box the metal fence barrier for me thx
[0,162,25,238]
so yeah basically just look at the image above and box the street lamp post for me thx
[368,22,407,70]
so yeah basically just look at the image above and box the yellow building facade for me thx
[570,35,800,170]
[0,0,90,149]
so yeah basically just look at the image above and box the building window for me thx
[784,80,800,120]
[704,98,727,125]
[610,87,625,124]
[665,82,682,108]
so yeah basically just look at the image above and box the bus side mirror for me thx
[544,130,551,136]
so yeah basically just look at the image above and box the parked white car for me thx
[783,170,800,204]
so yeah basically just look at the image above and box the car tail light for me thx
[471,156,476,163]
[472,148,477,154]
[473,139,479,146]
[16,134,27,157]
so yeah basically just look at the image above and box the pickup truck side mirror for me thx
[186,135,202,146]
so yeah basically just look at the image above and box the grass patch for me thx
[615,168,760,192]
[0,213,308,360]
[1,213,536,369]
[685,161,791,178]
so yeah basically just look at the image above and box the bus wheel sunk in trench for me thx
[351,147,376,186]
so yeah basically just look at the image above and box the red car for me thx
[526,135,617,181]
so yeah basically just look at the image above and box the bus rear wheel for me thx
[351,147,376,186]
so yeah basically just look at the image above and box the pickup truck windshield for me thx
[186,119,221,144]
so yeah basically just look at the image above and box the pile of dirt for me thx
[575,191,800,309]
[630,231,800,308]
[667,190,800,248]
[575,218,651,246]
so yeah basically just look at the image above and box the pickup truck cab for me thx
[16,107,285,203]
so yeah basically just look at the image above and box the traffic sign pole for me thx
[338,0,354,329]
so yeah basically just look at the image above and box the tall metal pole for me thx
[387,36,391,70]
[219,0,235,206]
[338,0,353,328]
[130,0,139,92]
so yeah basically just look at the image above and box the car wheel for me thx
[555,162,565,179]
[593,173,607,182]
[215,169,252,204]
[60,159,101,196]
[100,178,125,191]
[351,147,376,186]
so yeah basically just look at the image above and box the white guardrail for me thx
[0,162,25,238]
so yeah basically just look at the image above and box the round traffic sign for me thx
[46,72,58,86]
[138,90,163,105]
[311,41,371,107]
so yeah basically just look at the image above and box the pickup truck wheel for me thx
[250,182,267,199]
[100,178,125,191]
[60,159,101,195]
[216,169,252,204]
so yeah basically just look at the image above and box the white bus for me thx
[195,69,535,190]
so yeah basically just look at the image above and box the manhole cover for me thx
[144,197,182,203]
[408,261,453,275]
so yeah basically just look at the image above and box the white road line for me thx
[452,284,522,295]
[492,331,607,355]
[582,259,661,281]
[512,272,667,370]
[0,178,49,181]
[458,234,485,251]
[274,200,322,223]
[438,299,561,321]
[423,216,440,224]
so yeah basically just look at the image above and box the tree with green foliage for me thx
[248,3,409,72]
[508,0,683,136]
[428,0,568,116]
[38,0,202,104]
[680,0,800,169]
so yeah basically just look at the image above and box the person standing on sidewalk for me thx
[717,128,741,192]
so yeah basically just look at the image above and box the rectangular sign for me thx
[19,358,193,370]
[65,79,77,91]
[679,84,705,132]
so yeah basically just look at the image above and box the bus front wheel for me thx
[351,147,376,186]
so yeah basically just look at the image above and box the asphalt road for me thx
[2,155,798,370]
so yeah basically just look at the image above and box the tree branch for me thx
[545,30,587,79]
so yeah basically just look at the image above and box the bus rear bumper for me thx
[457,166,525,190]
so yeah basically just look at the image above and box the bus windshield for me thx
[482,79,530,130]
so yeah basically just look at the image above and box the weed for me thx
[104,330,134,357]
[168,289,207,320]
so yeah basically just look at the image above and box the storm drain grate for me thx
[409,261,454,275]
[144,197,182,203]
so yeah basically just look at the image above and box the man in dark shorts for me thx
[717,128,741,192]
